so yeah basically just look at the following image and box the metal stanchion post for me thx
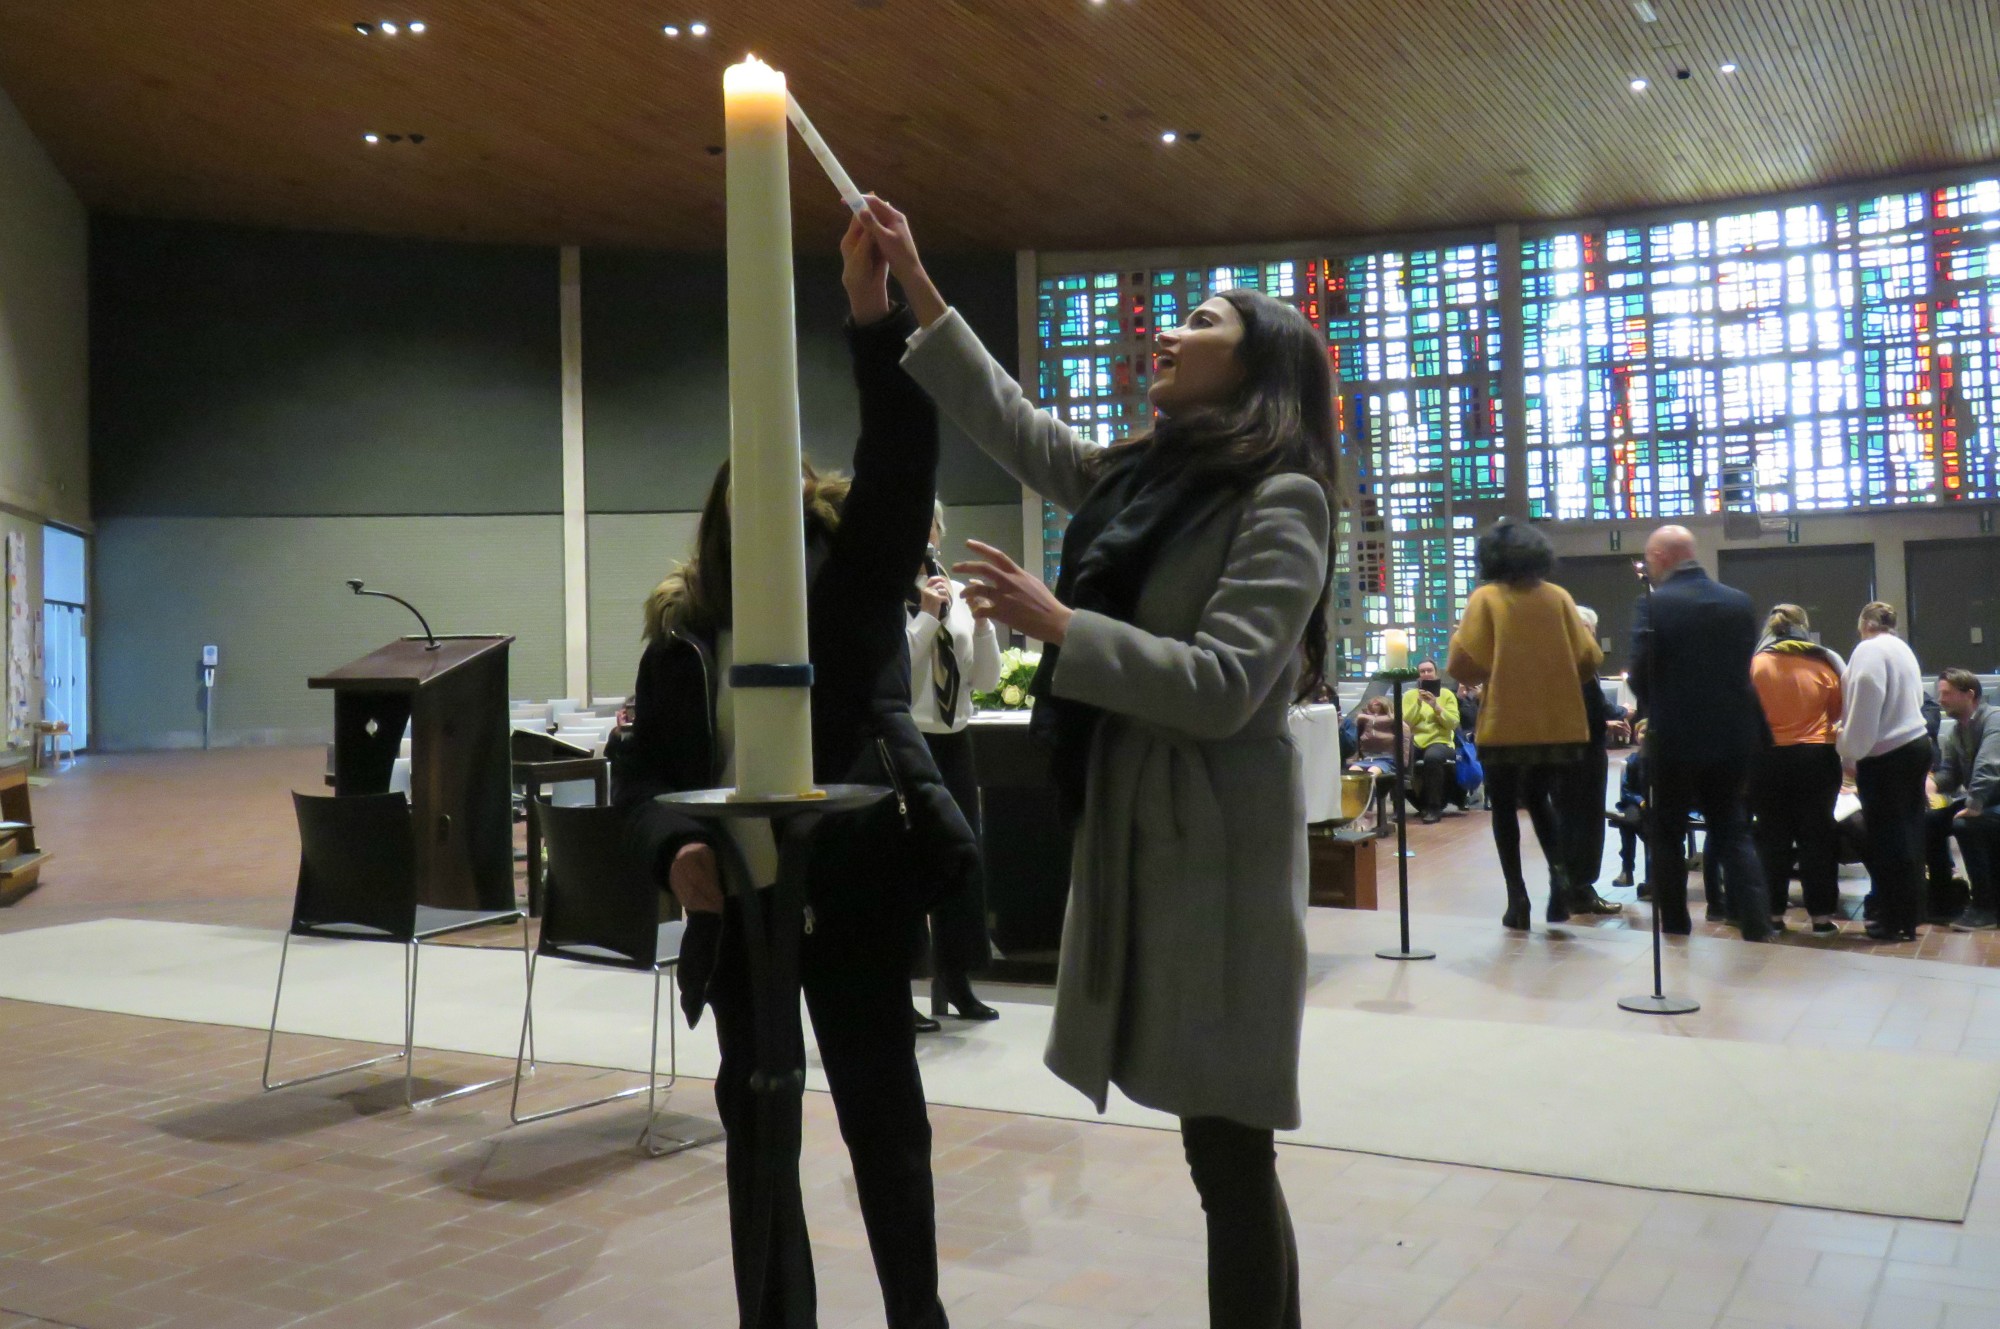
[1375,671,1435,962]
[1617,566,1698,1016]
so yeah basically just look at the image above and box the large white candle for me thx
[1383,628,1410,672]
[724,56,815,799]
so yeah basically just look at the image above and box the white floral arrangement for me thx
[973,648,1040,711]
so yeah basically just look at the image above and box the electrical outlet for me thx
[1974,627,1986,646]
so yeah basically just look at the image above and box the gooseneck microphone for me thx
[345,579,440,650]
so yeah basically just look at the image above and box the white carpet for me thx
[0,918,1994,1221]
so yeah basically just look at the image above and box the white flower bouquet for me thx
[973,647,1040,712]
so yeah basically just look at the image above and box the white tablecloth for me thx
[1290,703,1345,824]
[969,704,1346,827]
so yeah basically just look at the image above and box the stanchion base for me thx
[1375,947,1437,961]
[1618,993,1700,1015]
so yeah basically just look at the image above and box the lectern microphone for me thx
[345,579,440,650]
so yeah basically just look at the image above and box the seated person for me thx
[1348,696,1401,835]
[1932,668,2000,931]
[1348,695,1401,776]
[1402,660,1461,824]
[1610,721,1648,890]
[1455,680,1483,737]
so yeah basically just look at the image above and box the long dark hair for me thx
[644,457,851,643]
[1089,288,1339,697]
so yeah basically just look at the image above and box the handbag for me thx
[1453,734,1484,792]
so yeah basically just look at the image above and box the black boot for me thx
[1502,886,1531,931]
[932,972,999,1022]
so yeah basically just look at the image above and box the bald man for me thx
[1628,526,1773,940]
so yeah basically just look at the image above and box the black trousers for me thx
[1561,744,1611,889]
[1928,802,2000,915]
[1960,810,2000,913]
[1749,743,1842,919]
[1412,742,1455,815]
[1182,1117,1300,1329]
[1854,738,1932,935]
[1484,762,1566,897]
[920,729,991,975]
[708,892,946,1328]
[1650,757,1769,938]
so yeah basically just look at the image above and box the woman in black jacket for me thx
[610,218,974,1329]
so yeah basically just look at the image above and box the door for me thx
[41,528,87,751]
[1554,554,1652,674]
[1716,544,1876,661]
[1909,538,2000,674]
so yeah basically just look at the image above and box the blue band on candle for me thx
[729,663,815,689]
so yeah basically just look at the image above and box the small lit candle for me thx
[1383,629,1410,672]
[785,93,865,213]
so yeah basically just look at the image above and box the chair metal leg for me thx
[521,916,537,1066]
[509,960,708,1157]
[404,936,519,1111]
[263,929,405,1093]
[509,947,542,1123]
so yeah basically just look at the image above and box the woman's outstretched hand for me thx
[841,213,891,325]
[857,195,948,329]
[954,540,1074,644]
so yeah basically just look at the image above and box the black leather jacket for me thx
[609,306,977,1006]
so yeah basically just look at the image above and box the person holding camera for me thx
[1403,659,1459,823]
[907,501,1003,1029]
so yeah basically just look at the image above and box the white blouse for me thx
[906,578,1003,734]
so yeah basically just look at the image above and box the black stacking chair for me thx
[263,791,528,1109]
[510,800,705,1156]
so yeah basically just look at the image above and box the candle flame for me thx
[724,53,785,96]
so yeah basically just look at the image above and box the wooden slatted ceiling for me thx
[0,0,1995,253]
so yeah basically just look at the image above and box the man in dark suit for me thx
[1628,525,1772,940]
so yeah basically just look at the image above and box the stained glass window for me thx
[1324,244,1502,668]
[1033,172,2000,675]
[1521,176,2000,517]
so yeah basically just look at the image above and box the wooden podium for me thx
[310,635,514,912]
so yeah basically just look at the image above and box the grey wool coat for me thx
[903,311,1330,1131]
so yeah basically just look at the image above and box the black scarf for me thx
[1031,441,1237,826]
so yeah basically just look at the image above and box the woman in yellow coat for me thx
[1447,522,1604,930]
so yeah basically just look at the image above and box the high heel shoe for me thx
[931,974,1000,1022]
[912,1006,941,1034]
[1502,890,1531,931]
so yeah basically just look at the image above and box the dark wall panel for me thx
[1716,544,1876,660]
[1555,554,1650,674]
[1909,538,2000,674]
[91,217,562,517]
[581,249,1019,512]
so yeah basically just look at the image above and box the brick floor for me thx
[4,749,2000,1326]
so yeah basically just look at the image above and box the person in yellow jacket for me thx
[1448,521,1604,930]
[1402,660,1461,823]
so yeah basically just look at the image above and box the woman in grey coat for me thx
[861,197,1334,1329]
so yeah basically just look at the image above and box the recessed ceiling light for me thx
[1160,130,1178,144]
[408,20,425,34]
[689,21,709,35]
[1629,77,1648,92]
[380,19,398,34]
[363,133,381,143]
[662,23,680,35]
[354,21,373,34]
[1631,0,1657,19]
[1719,61,1737,73]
